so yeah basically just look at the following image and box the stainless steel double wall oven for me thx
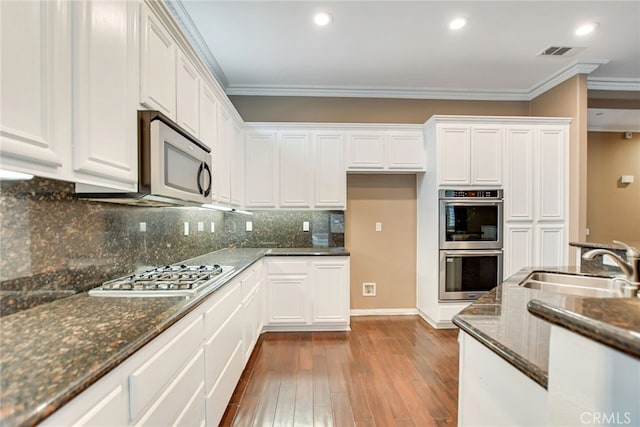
[439,189,503,301]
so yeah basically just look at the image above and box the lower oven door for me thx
[439,250,503,301]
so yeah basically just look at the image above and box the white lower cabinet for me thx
[458,331,547,426]
[265,256,350,331]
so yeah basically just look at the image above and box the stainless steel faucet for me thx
[583,241,640,296]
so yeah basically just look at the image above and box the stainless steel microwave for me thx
[77,111,212,206]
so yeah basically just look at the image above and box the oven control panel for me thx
[440,189,503,198]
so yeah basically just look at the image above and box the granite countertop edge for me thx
[527,298,640,359]
[0,247,349,427]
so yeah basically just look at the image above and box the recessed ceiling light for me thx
[449,17,467,30]
[575,22,598,36]
[314,12,332,27]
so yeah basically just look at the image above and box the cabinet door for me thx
[176,52,200,138]
[537,127,566,222]
[216,106,232,204]
[199,84,218,200]
[314,132,346,208]
[505,127,535,222]
[72,0,138,191]
[266,276,308,324]
[245,132,278,208]
[347,132,385,170]
[438,126,471,185]
[279,132,312,208]
[139,5,176,119]
[230,122,244,207]
[536,225,566,267]
[504,225,534,279]
[0,0,72,179]
[387,131,426,170]
[471,126,502,185]
[311,260,349,325]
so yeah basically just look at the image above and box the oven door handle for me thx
[440,200,503,206]
[441,250,503,257]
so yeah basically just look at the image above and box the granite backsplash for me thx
[0,177,343,316]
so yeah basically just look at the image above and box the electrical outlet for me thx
[246,221,253,232]
[139,222,146,232]
[303,221,310,232]
[363,282,376,296]
[183,222,189,236]
[197,221,204,232]
[375,222,382,232]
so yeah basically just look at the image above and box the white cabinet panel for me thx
[536,225,566,267]
[504,225,534,279]
[347,132,385,169]
[537,128,566,221]
[0,0,72,178]
[314,132,346,208]
[216,106,232,204]
[387,132,426,170]
[199,84,217,201]
[267,275,308,324]
[70,386,126,427]
[505,127,535,222]
[205,341,244,427]
[471,126,502,185]
[231,122,245,207]
[204,304,243,392]
[279,132,312,207]
[311,261,349,324]
[72,0,138,190]
[139,5,176,119]
[176,52,200,138]
[439,126,471,185]
[245,131,278,208]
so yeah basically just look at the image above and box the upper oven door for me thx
[439,199,503,249]
[150,120,212,204]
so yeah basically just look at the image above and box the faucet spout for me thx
[582,241,640,283]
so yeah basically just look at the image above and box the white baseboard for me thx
[350,308,419,316]
[417,308,457,329]
[262,324,351,332]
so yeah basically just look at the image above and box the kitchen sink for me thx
[519,272,625,298]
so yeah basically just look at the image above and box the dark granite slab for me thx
[452,266,636,389]
[0,248,267,427]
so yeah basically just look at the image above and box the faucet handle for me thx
[613,240,640,258]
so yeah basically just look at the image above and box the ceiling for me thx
[170,0,640,101]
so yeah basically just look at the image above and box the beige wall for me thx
[345,174,417,309]
[529,75,589,263]
[230,96,529,123]
[587,131,640,243]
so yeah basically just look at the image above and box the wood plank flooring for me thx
[220,316,459,427]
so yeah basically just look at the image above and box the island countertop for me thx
[0,247,349,427]
[452,266,640,389]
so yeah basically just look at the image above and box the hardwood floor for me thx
[220,316,460,426]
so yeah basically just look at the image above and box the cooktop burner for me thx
[89,264,235,297]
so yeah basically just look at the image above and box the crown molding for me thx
[522,60,608,100]
[587,77,640,92]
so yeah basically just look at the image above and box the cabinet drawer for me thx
[205,340,244,427]
[129,315,203,420]
[204,303,243,392]
[203,281,242,339]
[134,349,205,426]
[267,260,308,275]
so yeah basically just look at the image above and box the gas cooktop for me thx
[89,264,235,297]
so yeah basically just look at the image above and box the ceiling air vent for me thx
[539,46,575,56]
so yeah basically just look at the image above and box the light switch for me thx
[303,221,310,232]
[375,222,382,232]
[246,221,253,232]
[183,222,189,236]
[197,221,204,232]
[210,222,215,233]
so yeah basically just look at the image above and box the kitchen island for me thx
[0,247,349,427]
[453,266,640,426]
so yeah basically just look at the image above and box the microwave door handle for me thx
[202,163,212,197]
[197,163,205,195]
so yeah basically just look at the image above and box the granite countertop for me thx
[452,266,640,389]
[0,247,349,427]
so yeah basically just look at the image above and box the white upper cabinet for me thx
[72,0,139,191]
[537,127,566,221]
[313,132,345,208]
[438,124,502,186]
[216,106,232,205]
[347,131,385,170]
[199,84,217,201]
[504,126,535,222]
[176,51,200,138]
[230,122,244,207]
[279,132,313,208]
[387,131,426,170]
[245,131,278,208]
[139,5,176,120]
[0,0,72,179]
